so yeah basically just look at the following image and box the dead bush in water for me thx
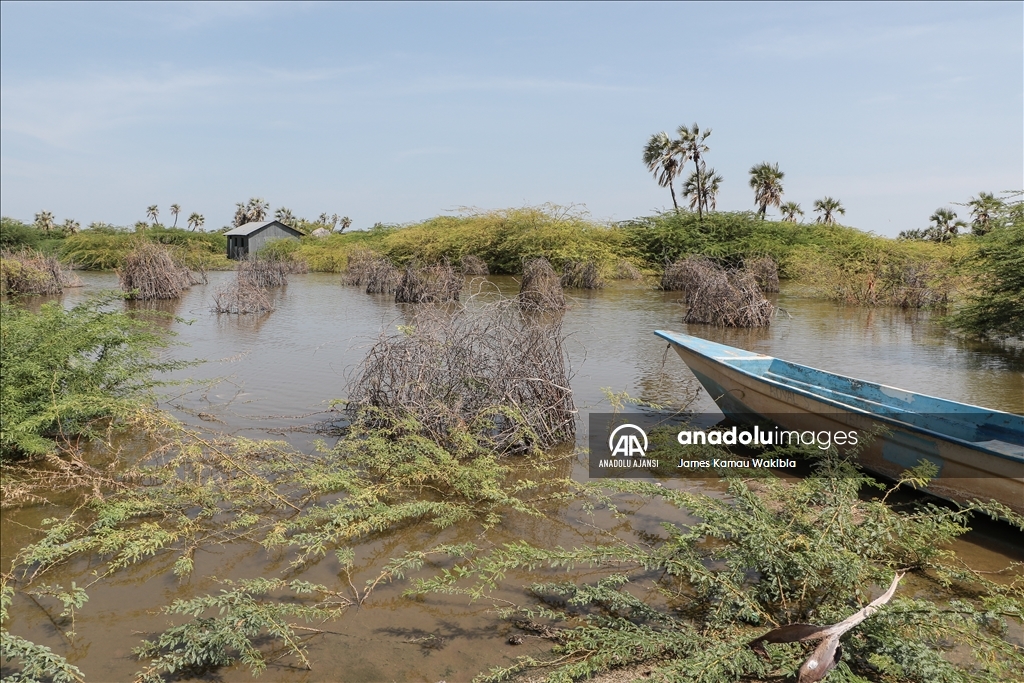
[744,256,779,293]
[0,249,74,295]
[342,248,377,286]
[684,266,774,327]
[661,255,717,292]
[518,257,566,311]
[119,241,197,300]
[211,279,273,314]
[364,256,400,294]
[611,259,642,280]
[237,254,289,288]
[459,254,489,276]
[811,260,951,309]
[346,301,575,452]
[395,260,463,303]
[560,260,603,289]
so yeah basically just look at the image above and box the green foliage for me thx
[946,218,1024,339]
[410,437,1024,683]
[1,217,43,251]
[60,226,229,270]
[132,578,349,681]
[0,296,190,458]
[1,583,85,683]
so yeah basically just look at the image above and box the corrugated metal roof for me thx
[224,221,276,236]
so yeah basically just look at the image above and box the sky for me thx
[1,1,1021,236]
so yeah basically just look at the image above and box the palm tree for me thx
[928,208,966,243]
[274,207,295,225]
[779,201,804,222]
[677,123,712,217]
[682,167,723,214]
[187,212,205,231]
[61,219,80,235]
[146,205,159,225]
[34,211,55,234]
[247,197,269,222]
[339,216,352,233]
[813,197,845,225]
[963,192,1002,236]
[170,204,181,228]
[642,132,684,211]
[749,162,785,218]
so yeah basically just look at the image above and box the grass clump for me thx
[394,260,463,303]
[0,249,74,295]
[518,257,566,311]
[119,240,197,300]
[411,439,1024,683]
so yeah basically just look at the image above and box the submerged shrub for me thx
[459,253,489,276]
[560,260,603,289]
[211,279,273,314]
[684,264,774,327]
[346,300,575,451]
[363,255,400,294]
[611,259,642,280]
[237,253,289,288]
[394,260,463,303]
[0,296,187,458]
[119,240,197,300]
[745,255,780,292]
[947,220,1024,339]
[0,249,73,295]
[518,257,566,311]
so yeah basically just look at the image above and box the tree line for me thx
[643,123,846,225]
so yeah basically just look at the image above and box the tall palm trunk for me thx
[670,184,679,212]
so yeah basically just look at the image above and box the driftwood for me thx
[395,261,463,303]
[0,249,74,295]
[749,573,904,683]
[560,260,603,289]
[119,241,197,300]
[346,300,575,452]
[518,258,566,311]
[459,254,489,276]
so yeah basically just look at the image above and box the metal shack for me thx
[225,220,304,259]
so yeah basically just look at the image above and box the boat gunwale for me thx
[655,329,1024,466]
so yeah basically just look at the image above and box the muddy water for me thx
[3,273,1022,682]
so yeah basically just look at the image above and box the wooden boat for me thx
[655,330,1024,514]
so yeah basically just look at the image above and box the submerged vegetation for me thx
[0,249,74,296]
[119,240,198,300]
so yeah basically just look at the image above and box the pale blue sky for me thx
[1,1,1021,235]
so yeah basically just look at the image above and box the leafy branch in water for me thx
[408,442,1024,683]
[131,578,349,682]
[1,583,85,683]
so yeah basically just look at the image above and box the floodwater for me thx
[3,272,1022,682]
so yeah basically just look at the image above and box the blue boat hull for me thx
[656,330,1024,513]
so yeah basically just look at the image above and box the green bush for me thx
[947,219,1024,339]
[60,227,229,270]
[0,217,42,251]
[0,296,191,458]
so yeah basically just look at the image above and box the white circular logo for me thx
[608,423,648,458]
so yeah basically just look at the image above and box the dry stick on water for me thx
[395,260,464,303]
[119,241,197,300]
[749,573,904,683]
[0,248,75,295]
[560,260,604,289]
[518,257,566,311]
[458,254,489,276]
[345,299,576,451]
